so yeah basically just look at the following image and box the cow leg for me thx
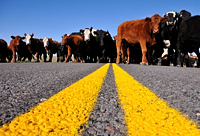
[168,47,174,66]
[147,47,153,65]
[116,40,121,64]
[36,52,40,62]
[74,55,78,63]
[18,54,21,61]
[57,52,60,62]
[176,42,182,67]
[64,47,72,63]
[140,41,148,65]
[126,46,130,64]
[43,52,47,62]
[49,54,53,62]
[12,50,16,63]
[195,50,200,67]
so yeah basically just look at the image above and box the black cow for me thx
[177,10,192,29]
[176,15,200,67]
[17,41,33,62]
[94,30,116,63]
[0,39,8,62]
[57,42,67,62]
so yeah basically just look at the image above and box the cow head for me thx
[178,10,191,23]
[94,30,111,47]
[61,34,70,46]
[164,11,178,26]
[83,27,97,43]
[84,28,90,42]
[24,33,34,45]
[146,14,169,34]
[10,35,25,46]
[43,37,49,53]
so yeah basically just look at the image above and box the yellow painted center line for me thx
[112,64,200,136]
[0,63,110,136]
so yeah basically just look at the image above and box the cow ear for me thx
[90,27,93,31]
[94,31,99,36]
[80,29,84,33]
[161,16,169,22]
[21,37,25,39]
[145,17,151,22]
[32,33,34,37]
[24,33,27,36]
[11,36,15,39]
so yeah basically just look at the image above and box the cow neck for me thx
[150,30,157,46]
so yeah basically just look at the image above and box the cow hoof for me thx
[157,63,161,66]
[176,65,181,67]
[170,63,174,66]
[140,62,148,65]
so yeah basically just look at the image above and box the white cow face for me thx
[91,28,97,37]
[43,37,49,47]
[84,28,90,41]
[25,34,32,45]
[165,11,177,26]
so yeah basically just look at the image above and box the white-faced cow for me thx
[43,37,59,62]
[24,33,47,62]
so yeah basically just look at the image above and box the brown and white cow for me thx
[24,33,47,62]
[61,34,84,63]
[8,35,25,62]
[43,37,59,62]
[116,14,168,64]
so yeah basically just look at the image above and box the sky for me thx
[0,0,200,45]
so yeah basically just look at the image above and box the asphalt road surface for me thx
[0,63,200,135]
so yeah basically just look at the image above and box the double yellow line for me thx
[0,63,199,136]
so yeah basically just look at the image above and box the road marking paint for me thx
[0,63,109,136]
[112,64,200,136]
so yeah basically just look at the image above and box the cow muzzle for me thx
[153,30,159,34]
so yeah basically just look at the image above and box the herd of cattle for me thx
[0,10,199,67]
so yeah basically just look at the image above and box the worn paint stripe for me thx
[0,63,109,136]
[112,63,200,136]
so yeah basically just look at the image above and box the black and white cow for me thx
[162,11,179,66]
[176,15,200,67]
[83,27,99,62]
[70,27,97,62]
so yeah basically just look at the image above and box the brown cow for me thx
[0,39,8,62]
[116,14,168,64]
[8,35,25,62]
[61,34,84,63]
[24,33,47,62]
